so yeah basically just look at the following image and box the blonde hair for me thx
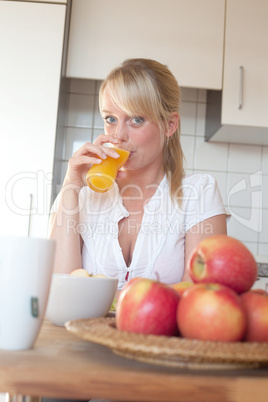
[99,58,185,203]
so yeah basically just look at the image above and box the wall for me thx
[59,78,268,257]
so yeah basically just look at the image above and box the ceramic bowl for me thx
[46,274,118,326]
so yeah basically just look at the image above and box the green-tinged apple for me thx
[172,281,194,297]
[187,235,257,294]
[116,278,180,336]
[241,289,268,342]
[177,283,247,342]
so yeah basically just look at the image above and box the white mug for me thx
[0,235,56,350]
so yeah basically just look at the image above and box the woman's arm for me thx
[48,136,120,274]
[48,185,82,274]
[182,214,227,282]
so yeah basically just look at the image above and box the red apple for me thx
[241,289,268,342]
[177,283,247,342]
[248,289,267,295]
[172,281,194,297]
[116,278,180,336]
[187,235,257,294]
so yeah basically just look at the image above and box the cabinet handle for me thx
[27,193,33,237]
[238,65,244,110]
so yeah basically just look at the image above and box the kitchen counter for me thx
[253,262,268,290]
[256,255,268,277]
[0,319,268,402]
[257,262,268,277]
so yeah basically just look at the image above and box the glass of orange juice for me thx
[86,148,130,193]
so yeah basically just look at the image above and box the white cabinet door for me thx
[222,0,268,127]
[66,0,225,89]
[0,1,66,237]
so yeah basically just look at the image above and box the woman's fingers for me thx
[69,154,102,169]
[94,134,119,147]
[63,136,122,188]
[72,142,105,160]
[73,141,120,160]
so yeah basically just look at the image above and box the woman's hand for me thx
[63,135,120,188]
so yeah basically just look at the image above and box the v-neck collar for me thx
[114,174,169,270]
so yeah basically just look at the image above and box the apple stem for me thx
[155,272,160,282]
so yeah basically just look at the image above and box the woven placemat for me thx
[65,317,268,370]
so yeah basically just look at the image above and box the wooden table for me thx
[0,320,268,402]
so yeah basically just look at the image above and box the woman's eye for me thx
[104,116,117,124]
[130,116,145,125]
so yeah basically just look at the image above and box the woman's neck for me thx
[117,168,165,202]
[119,167,164,188]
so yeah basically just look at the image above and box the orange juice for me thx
[86,148,130,192]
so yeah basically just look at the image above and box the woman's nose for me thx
[115,122,128,142]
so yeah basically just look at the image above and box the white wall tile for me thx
[69,79,96,95]
[65,127,92,158]
[258,243,268,256]
[262,146,268,174]
[180,102,196,135]
[96,80,104,93]
[66,94,94,128]
[184,169,194,176]
[94,106,104,129]
[228,143,262,173]
[258,209,268,243]
[197,89,207,103]
[61,161,68,184]
[227,207,260,242]
[262,175,268,208]
[181,135,195,170]
[195,137,228,172]
[227,173,262,209]
[92,128,105,143]
[180,87,197,102]
[196,103,206,137]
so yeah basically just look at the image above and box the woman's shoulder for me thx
[182,173,217,186]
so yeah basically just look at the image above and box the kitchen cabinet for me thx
[0,1,67,237]
[19,0,67,3]
[222,0,268,128]
[66,0,225,90]
[206,0,268,144]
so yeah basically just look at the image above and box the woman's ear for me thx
[167,112,180,137]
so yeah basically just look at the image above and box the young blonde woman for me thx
[49,58,227,294]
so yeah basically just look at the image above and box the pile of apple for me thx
[116,235,268,343]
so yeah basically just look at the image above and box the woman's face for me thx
[101,88,165,174]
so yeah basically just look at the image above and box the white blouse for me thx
[76,174,228,289]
